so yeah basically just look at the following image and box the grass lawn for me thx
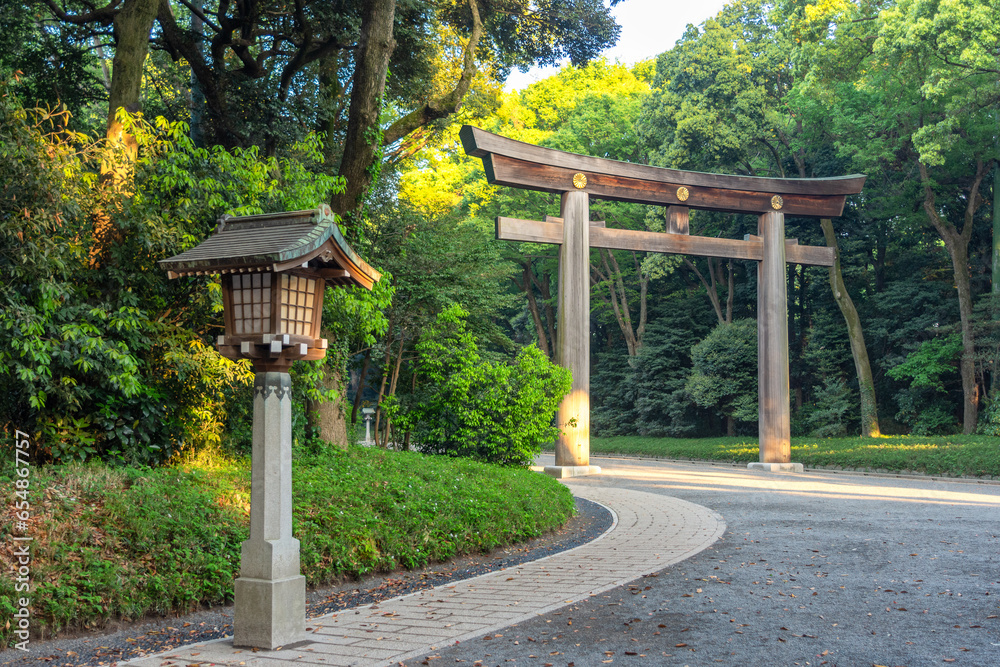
[591,434,1000,478]
[0,446,574,645]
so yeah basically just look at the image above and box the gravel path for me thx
[406,455,1000,667]
[0,498,611,667]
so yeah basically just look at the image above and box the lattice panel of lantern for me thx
[220,271,327,368]
[232,273,273,335]
[279,274,318,336]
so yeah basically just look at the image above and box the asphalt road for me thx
[404,456,1000,667]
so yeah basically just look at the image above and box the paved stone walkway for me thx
[123,486,725,667]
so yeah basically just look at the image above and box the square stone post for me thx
[546,190,600,478]
[750,210,802,472]
[233,371,306,648]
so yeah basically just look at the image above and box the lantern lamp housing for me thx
[159,205,381,371]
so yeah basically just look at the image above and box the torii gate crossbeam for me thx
[461,126,866,476]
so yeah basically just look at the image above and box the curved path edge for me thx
[123,486,725,667]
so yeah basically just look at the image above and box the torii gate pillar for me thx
[750,211,801,472]
[546,191,601,477]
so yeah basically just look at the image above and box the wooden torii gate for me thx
[461,126,866,476]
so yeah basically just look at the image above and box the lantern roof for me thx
[159,205,381,290]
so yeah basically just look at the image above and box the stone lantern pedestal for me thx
[233,372,305,648]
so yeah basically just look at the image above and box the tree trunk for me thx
[634,252,648,347]
[821,218,881,437]
[351,348,372,424]
[951,240,980,434]
[918,161,984,434]
[685,257,725,324]
[382,0,483,147]
[306,365,348,448]
[318,54,345,167]
[187,0,206,147]
[383,338,406,448]
[373,338,394,448]
[725,260,734,323]
[994,163,1000,295]
[592,249,639,356]
[93,0,158,266]
[155,0,239,147]
[531,271,557,352]
[517,262,550,356]
[106,0,159,144]
[402,371,417,451]
[92,36,112,93]
[330,0,397,219]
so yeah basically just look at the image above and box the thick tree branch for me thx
[44,0,121,26]
[156,0,240,146]
[278,35,355,102]
[757,136,786,178]
[962,159,988,245]
[918,157,988,433]
[685,257,724,324]
[382,0,483,146]
[515,262,550,357]
[173,0,221,32]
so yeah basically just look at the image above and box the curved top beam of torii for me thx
[460,126,866,218]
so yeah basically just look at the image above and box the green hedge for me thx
[590,435,1000,477]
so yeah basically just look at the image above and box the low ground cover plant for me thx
[590,435,1000,478]
[0,446,573,644]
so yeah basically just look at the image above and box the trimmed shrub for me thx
[388,305,572,466]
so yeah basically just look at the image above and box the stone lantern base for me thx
[234,574,305,649]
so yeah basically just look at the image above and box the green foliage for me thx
[640,0,791,174]
[686,319,759,425]
[976,391,1000,436]
[894,389,959,436]
[888,331,963,435]
[0,449,574,645]
[888,333,963,393]
[0,463,246,640]
[368,199,518,346]
[387,306,571,466]
[294,447,574,576]
[592,301,713,437]
[296,277,396,416]
[590,434,1000,478]
[801,376,857,438]
[0,86,380,463]
[0,6,106,134]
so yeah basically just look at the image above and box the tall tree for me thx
[798,0,1000,432]
[36,0,623,213]
[820,217,880,436]
[641,0,883,433]
[329,0,398,217]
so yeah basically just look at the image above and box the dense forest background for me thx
[3,0,1000,465]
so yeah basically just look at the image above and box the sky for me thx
[505,0,731,90]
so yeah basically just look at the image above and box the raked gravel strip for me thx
[121,485,725,667]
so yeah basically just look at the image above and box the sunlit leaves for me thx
[386,305,571,467]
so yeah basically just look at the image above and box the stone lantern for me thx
[160,205,380,649]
